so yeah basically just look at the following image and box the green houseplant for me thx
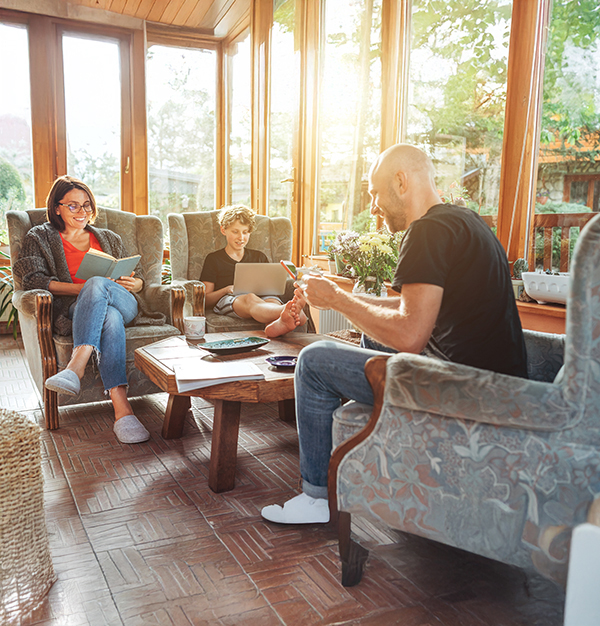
[0,249,18,339]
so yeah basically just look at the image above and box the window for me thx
[534,0,600,270]
[146,44,217,223]
[63,33,121,207]
[564,175,600,212]
[227,31,251,206]
[407,0,511,217]
[0,22,33,216]
[268,0,299,219]
[316,0,383,253]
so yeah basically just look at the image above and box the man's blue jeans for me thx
[295,336,397,499]
[70,276,138,392]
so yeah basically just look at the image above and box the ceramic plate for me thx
[200,336,270,355]
[266,356,298,369]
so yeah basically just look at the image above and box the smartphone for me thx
[280,260,323,282]
[280,260,298,279]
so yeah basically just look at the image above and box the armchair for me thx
[7,207,184,430]
[329,214,600,588]
[168,210,314,332]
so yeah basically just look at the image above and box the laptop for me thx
[232,263,288,296]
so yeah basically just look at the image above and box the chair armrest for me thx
[12,289,52,319]
[141,284,173,318]
[384,352,580,431]
[170,279,205,317]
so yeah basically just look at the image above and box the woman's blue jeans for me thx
[295,336,397,499]
[70,276,138,392]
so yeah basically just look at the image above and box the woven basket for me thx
[0,409,56,623]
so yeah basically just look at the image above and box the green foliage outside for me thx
[0,158,28,231]
[540,0,600,160]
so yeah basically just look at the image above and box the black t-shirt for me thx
[392,204,528,378]
[200,247,268,291]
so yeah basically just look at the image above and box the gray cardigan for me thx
[13,222,165,335]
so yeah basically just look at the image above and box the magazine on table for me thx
[173,360,265,392]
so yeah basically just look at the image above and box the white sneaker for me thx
[261,493,330,524]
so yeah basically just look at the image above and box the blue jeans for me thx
[295,335,397,499]
[70,276,138,392]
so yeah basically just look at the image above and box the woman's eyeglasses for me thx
[59,202,93,214]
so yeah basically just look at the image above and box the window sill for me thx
[516,300,565,334]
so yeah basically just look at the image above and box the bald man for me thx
[261,144,528,525]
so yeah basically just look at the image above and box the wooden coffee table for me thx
[134,331,329,492]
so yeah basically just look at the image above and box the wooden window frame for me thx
[0,9,147,213]
[146,24,225,213]
[563,174,600,211]
[223,23,251,207]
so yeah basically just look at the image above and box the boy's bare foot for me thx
[265,297,308,337]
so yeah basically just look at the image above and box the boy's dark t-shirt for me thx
[200,248,268,290]
[392,204,528,378]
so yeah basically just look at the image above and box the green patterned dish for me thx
[200,336,270,355]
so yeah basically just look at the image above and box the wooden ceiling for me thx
[68,0,250,36]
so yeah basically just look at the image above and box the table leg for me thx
[209,399,242,493]
[161,394,191,439]
[278,398,296,423]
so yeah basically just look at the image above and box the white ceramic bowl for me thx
[522,272,570,305]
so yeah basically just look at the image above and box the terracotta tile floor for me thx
[0,334,565,625]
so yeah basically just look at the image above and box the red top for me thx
[60,232,103,284]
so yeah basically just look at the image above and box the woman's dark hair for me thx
[46,175,97,231]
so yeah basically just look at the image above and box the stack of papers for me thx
[173,360,265,392]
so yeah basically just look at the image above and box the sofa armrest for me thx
[383,352,580,431]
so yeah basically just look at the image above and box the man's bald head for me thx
[370,144,436,185]
[368,144,442,232]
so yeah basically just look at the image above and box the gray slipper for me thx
[113,415,150,444]
[44,369,80,396]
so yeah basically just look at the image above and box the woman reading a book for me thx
[14,175,162,444]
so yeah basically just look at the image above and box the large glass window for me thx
[63,33,121,207]
[146,44,216,223]
[0,22,33,218]
[407,0,511,217]
[228,31,251,206]
[534,1,600,271]
[268,0,299,219]
[316,0,383,252]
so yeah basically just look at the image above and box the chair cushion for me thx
[53,324,180,369]
[332,401,373,448]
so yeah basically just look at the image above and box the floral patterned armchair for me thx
[168,210,313,333]
[7,207,184,430]
[328,213,600,588]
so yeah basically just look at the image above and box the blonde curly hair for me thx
[218,205,256,232]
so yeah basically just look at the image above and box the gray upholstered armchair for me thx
[329,214,600,588]
[7,207,185,430]
[168,210,313,333]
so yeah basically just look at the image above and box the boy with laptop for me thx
[200,205,307,337]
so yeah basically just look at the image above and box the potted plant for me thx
[512,258,528,299]
[330,230,360,277]
[326,245,337,274]
[0,248,18,339]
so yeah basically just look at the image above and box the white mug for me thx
[184,316,206,339]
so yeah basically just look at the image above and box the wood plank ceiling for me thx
[68,0,248,36]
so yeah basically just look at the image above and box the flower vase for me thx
[353,277,387,297]
[328,259,337,274]
[335,254,346,275]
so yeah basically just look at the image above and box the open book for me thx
[173,359,264,393]
[75,248,141,281]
